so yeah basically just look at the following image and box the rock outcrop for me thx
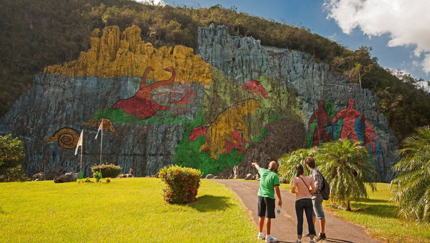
[198,25,399,181]
[53,172,78,183]
[0,24,399,182]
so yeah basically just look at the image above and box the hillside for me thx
[0,0,429,141]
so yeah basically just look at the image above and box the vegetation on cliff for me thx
[0,0,429,141]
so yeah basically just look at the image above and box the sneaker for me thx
[258,233,265,240]
[265,235,278,242]
[315,233,326,242]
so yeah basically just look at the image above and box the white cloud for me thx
[324,0,430,74]
[135,0,165,5]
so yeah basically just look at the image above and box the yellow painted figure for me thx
[200,99,261,159]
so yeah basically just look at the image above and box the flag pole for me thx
[99,119,103,173]
[80,130,83,173]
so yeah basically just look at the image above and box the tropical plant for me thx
[390,126,430,223]
[278,147,318,183]
[316,139,379,211]
[0,134,26,181]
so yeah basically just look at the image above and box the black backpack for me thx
[317,171,330,200]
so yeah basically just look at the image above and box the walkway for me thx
[214,179,380,243]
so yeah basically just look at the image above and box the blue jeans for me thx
[295,198,315,238]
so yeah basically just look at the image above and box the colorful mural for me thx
[307,98,382,168]
[112,66,196,119]
[173,67,300,176]
[240,80,269,99]
[45,128,80,149]
[307,100,333,147]
[199,98,260,159]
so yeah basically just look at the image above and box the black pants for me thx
[295,198,315,238]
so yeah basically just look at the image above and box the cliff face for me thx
[0,24,399,181]
[0,25,209,177]
[198,25,399,181]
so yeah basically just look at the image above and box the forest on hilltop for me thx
[0,0,429,141]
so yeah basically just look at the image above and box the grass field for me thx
[279,183,430,243]
[0,178,259,243]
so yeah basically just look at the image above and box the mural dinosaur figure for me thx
[83,118,118,136]
[44,128,80,149]
[240,80,268,99]
[199,99,261,159]
[112,66,196,119]
[189,127,249,154]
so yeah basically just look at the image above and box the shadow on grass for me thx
[351,198,397,219]
[187,195,232,212]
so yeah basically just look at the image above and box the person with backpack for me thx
[291,164,317,243]
[305,157,327,242]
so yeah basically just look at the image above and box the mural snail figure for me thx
[44,128,80,149]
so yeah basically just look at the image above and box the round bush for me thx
[91,164,122,178]
[158,165,202,204]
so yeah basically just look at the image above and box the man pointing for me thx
[252,161,282,242]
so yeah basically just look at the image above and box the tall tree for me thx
[316,139,379,211]
[390,126,430,222]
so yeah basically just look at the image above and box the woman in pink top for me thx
[291,164,317,243]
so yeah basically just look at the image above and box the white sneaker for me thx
[258,233,265,240]
[265,235,278,242]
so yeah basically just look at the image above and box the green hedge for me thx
[91,164,122,178]
[158,165,202,204]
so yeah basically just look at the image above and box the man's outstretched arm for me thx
[252,163,260,170]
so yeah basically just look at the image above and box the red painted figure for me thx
[113,67,195,119]
[240,80,269,99]
[308,101,332,146]
[331,98,366,142]
[364,121,379,157]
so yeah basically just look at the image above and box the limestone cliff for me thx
[44,25,212,86]
[198,24,399,181]
[0,24,399,181]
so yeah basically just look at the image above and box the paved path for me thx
[214,179,380,243]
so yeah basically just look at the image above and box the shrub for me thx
[4,165,27,182]
[91,164,122,178]
[158,165,202,204]
[0,134,25,179]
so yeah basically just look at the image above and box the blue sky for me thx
[155,0,430,83]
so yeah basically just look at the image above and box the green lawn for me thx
[281,183,430,243]
[0,178,259,243]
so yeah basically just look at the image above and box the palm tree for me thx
[390,126,430,222]
[278,147,318,184]
[316,139,379,211]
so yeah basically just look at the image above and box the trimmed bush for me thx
[91,164,122,178]
[159,165,202,204]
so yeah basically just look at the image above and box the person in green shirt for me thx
[252,161,282,243]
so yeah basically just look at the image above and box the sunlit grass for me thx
[0,178,259,243]
[280,183,430,242]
